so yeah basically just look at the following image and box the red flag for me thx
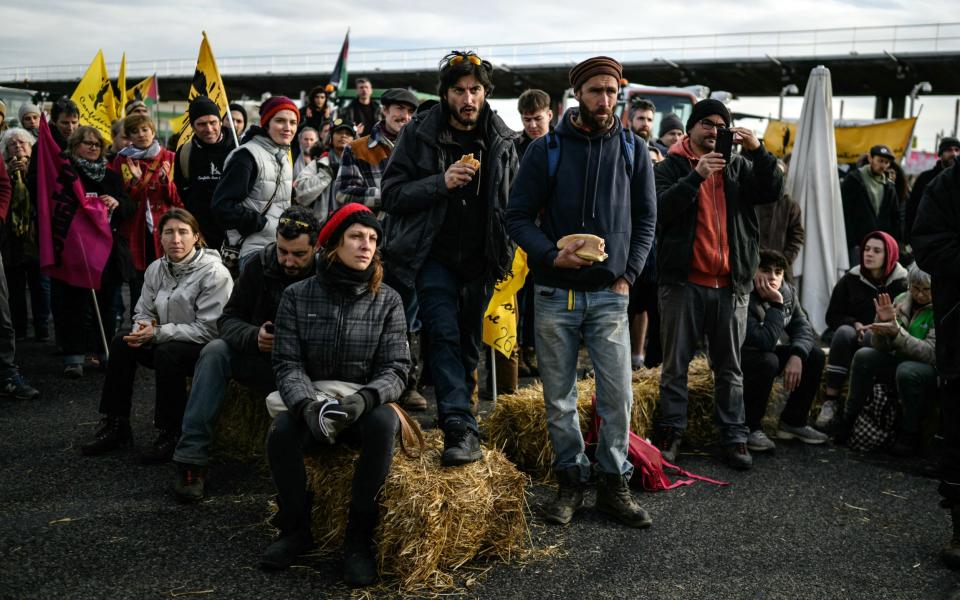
[35,117,113,289]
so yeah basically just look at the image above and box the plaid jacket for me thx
[272,270,410,417]
[332,121,393,214]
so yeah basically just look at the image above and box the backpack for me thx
[545,127,637,195]
[849,382,899,452]
[177,140,193,180]
[584,397,728,491]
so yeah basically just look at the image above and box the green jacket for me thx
[871,291,936,365]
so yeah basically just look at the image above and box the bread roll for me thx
[458,153,481,170]
[557,233,608,262]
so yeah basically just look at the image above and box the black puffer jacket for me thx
[912,162,960,379]
[654,144,783,295]
[824,264,908,331]
[744,281,817,359]
[380,103,518,291]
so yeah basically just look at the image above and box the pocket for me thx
[535,285,557,297]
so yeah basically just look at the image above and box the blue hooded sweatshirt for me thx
[505,108,657,291]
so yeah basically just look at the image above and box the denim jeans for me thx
[173,339,276,466]
[415,258,490,433]
[657,283,749,444]
[534,284,633,479]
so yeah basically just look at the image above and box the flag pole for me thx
[89,289,110,361]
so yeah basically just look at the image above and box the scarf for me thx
[74,156,107,182]
[163,246,201,279]
[8,170,32,239]
[321,254,374,295]
[119,140,162,161]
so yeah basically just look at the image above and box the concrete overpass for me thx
[3,23,958,117]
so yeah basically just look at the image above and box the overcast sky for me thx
[1,1,956,150]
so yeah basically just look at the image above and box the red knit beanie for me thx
[259,96,300,128]
[318,204,383,249]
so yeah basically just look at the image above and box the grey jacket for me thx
[133,248,234,345]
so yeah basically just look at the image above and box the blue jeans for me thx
[534,284,633,480]
[416,258,490,433]
[173,339,275,466]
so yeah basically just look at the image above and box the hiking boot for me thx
[542,467,584,525]
[81,416,133,456]
[259,528,315,571]
[399,386,427,412]
[173,462,207,502]
[747,430,776,452]
[63,364,83,379]
[653,426,682,463]
[814,398,838,430]
[721,442,753,471]
[944,507,960,570]
[0,372,40,400]
[441,426,482,467]
[342,507,378,587]
[776,423,829,445]
[889,432,921,457]
[140,430,178,465]
[596,472,653,528]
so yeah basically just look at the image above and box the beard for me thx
[449,102,480,128]
[578,100,614,131]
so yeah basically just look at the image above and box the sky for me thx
[1,1,956,151]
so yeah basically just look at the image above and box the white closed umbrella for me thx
[788,65,849,333]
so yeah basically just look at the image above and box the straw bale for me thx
[302,431,530,594]
[211,381,273,461]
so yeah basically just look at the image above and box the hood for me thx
[163,247,222,277]
[849,261,908,288]
[859,230,899,278]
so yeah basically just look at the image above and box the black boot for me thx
[543,467,584,525]
[342,506,379,588]
[399,333,427,411]
[596,472,653,528]
[943,506,960,570]
[81,416,133,456]
[140,429,179,465]
[260,493,315,571]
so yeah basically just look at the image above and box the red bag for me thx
[584,397,728,491]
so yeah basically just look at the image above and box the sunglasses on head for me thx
[279,217,312,231]
[444,51,492,71]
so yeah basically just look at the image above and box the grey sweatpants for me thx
[656,283,749,444]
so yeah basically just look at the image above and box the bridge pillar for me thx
[874,95,890,119]
[890,95,906,119]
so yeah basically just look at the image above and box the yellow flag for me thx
[483,249,529,358]
[71,50,118,143]
[764,117,917,164]
[175,31,230,149]
[116,53,127,119]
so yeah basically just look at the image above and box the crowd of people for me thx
[2,50,960,587]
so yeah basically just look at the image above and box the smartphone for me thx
[715,127,734,163]
[264,323,275,334]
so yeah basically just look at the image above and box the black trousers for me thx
[266,404,399,532]
[52,279,118,361]
[6,257,48,337]
[98,334,203,432]
[940,378,960,506]
[742,346,826,431]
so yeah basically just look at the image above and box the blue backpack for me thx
[544,127,638,193]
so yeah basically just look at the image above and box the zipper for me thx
[332,295,345,372]
[713,175,724,288]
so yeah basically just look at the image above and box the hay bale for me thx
[303,431,530,593]
[211,381,273,461]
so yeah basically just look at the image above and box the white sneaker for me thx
[747,430,776,452]
[815,400,836,430]
[776,423,829,444]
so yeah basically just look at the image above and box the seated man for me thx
[836,263,937,453]
[171,205,321,501]
[742,250,829,451]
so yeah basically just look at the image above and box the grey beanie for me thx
[18,102,41,123]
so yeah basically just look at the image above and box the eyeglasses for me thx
[80,140,102,149]
[279,217,312,231]
[699,119,726,131]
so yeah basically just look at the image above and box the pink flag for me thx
[35,117,113,289]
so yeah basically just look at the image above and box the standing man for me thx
[345,78,380,137]
[654,113,684,155]
[906,136,959,244]
[333,88,419,215]
[516,89,553,158]
[652,99,783,470]
[911,160,960,571]
[506,56,656,527]
[381,51,518,465]
[841,144,900,264]
[174,96,236,252]
[628,97,655,142]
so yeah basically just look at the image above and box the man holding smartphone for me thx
[651,99,784,470]
[171,206,320,501]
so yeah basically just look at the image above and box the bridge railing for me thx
[3,22,959,82]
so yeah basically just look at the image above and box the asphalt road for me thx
[2,337,959,599]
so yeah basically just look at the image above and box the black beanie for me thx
[658,113,684,138]
[685,99,732,132]
[189,97,221,124]
[229,103,247,125]
[939,136,960,156]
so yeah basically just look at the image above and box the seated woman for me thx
[55,126,137,378]
[833,264,936,453]
[111,113,183,311]
[260,204,410,588]
[816,231,908,429]
[81,208,233,464]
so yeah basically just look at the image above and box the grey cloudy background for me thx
[1,0,955,150]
